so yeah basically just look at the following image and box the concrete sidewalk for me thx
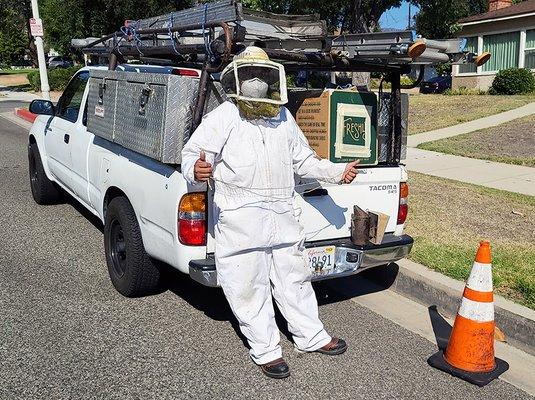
[0,86,39,102]
[406,148,535,196]
[408,102,535,147]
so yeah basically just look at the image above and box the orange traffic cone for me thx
[428,241,509,386]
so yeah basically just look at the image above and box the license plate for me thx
[304,246,335,274]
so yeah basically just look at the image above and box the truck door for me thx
[66,74,95,207]
[45,71,89,194]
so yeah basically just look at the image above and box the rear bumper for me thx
[189,234,413,287]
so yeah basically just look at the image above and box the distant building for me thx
[452,0,535,90]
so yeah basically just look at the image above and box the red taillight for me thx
[179,219,206,245]
[397,204,408,225]
[397,182,409,225]
[172,68,200,77]
[178,193,206,245]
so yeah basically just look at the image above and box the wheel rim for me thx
[29,150,38,187]
[108,218,127,278]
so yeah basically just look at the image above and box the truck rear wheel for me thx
[28,143,62,205]
[104,196,162,297]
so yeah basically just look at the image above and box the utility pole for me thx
[30,0,50,100]
[408,3,411,30]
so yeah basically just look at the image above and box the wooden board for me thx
[295,92,331,159]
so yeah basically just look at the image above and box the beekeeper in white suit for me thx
[181,46,359,379]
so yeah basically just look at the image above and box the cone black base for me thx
[427,350,509,387]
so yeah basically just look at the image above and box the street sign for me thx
[29,18,44,37]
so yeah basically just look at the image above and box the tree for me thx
[39,0,195,55]
[0,7,27,65]
[0,0,33,65]
[241,0,401,88]
[241,0,401,34]
[413,0,487,39]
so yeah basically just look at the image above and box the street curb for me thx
[14,108,37,123]
[362,259,535,356]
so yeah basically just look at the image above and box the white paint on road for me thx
[0,112,32,131]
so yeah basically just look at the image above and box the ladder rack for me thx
[73,0,488,73]
[72,0,491,165]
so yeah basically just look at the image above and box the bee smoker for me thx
[351,205,370,246]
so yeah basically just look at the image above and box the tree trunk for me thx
[351,72,370,91]
[347,0,371,91]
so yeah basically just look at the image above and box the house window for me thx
[459,37,477,74]
[525,29,535,70]
[482,32,520,72]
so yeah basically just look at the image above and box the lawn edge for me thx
[417,136,535,168]
[362,258,535,356]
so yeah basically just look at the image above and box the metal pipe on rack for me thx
[419,38,466,53]
[84,44,214,57]
[192,62,212,131]
[84,21,232,51]
[420,39,449,52]
[413,50,450,63]
[282,61,411,74]
[108,52,118,70]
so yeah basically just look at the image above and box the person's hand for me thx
[194,150,212,182]
[342,160,360,184]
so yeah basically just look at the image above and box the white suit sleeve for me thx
[287,109,347,184]
[181,102,233,185]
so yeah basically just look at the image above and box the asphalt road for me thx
[0,106,531,399]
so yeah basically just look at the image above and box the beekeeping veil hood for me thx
[220,46,288,118]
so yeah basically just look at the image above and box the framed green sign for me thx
[329,91,377,165]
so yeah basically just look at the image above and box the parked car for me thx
[47,56,74,69]
[26,65,412,297]
[420,75,452,94]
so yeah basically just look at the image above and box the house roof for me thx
[459,0,535,24]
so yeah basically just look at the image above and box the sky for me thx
[379,1,420,30]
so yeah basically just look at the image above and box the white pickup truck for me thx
[27,66,412,297]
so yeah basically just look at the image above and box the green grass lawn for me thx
[404,172,535,309]
[0,68,37,75]
[418,114,535,167]
[408,94,535,135]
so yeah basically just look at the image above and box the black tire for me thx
[104,196,162,297]
[28,143,62,205]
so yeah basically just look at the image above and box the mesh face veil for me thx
[220,46,288,106]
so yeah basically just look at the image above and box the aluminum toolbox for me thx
[87,70,225,164]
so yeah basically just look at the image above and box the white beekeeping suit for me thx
[181,47,352,369]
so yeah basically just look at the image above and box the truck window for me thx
[56,71,89,123]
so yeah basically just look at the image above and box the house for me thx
[452,0,535,90]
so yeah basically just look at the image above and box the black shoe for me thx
[315,338,348,356]
[260,358,290,379]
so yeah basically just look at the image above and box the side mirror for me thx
[29,99,55,116]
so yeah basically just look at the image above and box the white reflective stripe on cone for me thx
[458,297,495,322]
[465,261,493,293]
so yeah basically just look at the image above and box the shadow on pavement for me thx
[163,266,254,349]
[0,85,31,92]
[64,193,104,233]
[428,305,452,351]
[60,185,407,352]
[315,263,400,306]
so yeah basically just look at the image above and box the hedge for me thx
[490,68,535,95]
[27,65,82,91]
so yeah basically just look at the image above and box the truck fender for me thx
[28,133,55,183]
